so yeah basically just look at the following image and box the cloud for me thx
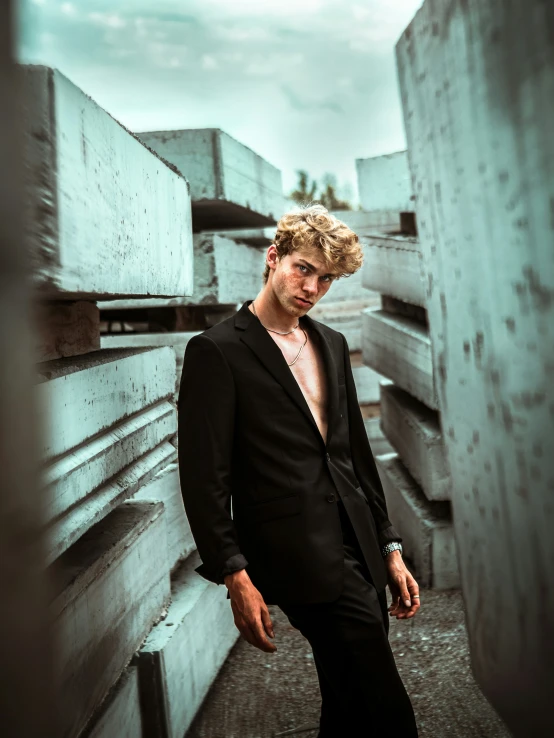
[18,0,423,198]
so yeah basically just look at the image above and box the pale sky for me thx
[17,0,422,201]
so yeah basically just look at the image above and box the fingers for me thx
[388,574,421,619]
[261,606,275,639]
[231,600,276,652]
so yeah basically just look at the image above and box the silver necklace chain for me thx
[251,300,308,367]
[251,300,299,335]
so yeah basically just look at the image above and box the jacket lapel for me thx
[235,301,340,448]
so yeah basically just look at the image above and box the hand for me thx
[224,569,277,653]
[385,550,421,619]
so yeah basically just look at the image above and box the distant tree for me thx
[289,170,353,210]
[289,170,318,205]
[319,173,353,211]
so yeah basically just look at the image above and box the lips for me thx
[295,297,312,306]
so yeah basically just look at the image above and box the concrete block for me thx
[362,233,426,307]
[52,502,171,738]
[352,364,385,404]
[100,233,264,310]
[375,453,459,589]
[397,4,554,724]
[310,296,380,352]
[101,333,200,397]
[82,667,143,738]
[330,209,401,233]
[364,417,395,457]
[380,382,450,501]
[137,551,239,738]
[362,309,437,409]
[46,440,177,566]
[37,346,176,460]
[22,66,193,300]
[356,151,414,212]
[137,128,283,230]
[205,226,275,248]
[133,462,194,572]
[36,301,100,361]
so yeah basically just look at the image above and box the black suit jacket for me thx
[177,299,401,605]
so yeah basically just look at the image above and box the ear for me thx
[266,243,279,270]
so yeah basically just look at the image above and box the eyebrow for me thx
[298,258,335,279]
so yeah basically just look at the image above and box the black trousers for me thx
[278,500,418,737]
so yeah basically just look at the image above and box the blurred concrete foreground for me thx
[3,0,553,736]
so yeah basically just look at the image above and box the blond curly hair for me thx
[262,204,363,284]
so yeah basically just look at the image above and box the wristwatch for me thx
[381,541,403,558]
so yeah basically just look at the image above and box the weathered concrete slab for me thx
[362,308,437,409]
[330,208,401,234]
[46,441,177,566]
[21,66,193,300]
[396,3,554,729]
[362,233,426,307]
[352,364,385,404]
[364,417,395,457]
[52,502,170,738]
[356,151,414,213]
[100,234,264,309]
[310,296,380,351]
[82,667,143,738]
[133,462,194,572]
[137,128,283,231]
[137,550,239,738]
[45,402,176,529]
[205,226,276,248]
[101,332,200,397]
[37,346,175,460]
[36,301,100,361]
[376,453,458,589]
[380,382,450,501]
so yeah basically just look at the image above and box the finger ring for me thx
[412,595,420,599]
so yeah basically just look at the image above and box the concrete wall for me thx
[397,1,554,732]
[137,128,284,230]
[356,151,414,212]
[22,66,193,300]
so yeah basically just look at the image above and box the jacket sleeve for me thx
[341,333,402,548]
[177,333,248,585]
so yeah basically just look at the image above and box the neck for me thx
[249,286,302,333]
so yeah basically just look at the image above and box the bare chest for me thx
[270,329,329,442]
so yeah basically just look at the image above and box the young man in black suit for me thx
[178,205,420,735]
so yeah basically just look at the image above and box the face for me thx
[267,245,338,316]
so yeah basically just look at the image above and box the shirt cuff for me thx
[219,553,249,583]
[378,524,402,549]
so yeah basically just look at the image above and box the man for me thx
[178,204,420,736]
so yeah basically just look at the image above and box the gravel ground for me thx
[186,588,512,738]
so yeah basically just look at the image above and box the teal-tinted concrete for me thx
[356,151,414,213]
[397,1,554,731]
[21,66,193,300]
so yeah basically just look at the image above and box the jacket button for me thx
[326,493,336,503]
[326,453,331,462]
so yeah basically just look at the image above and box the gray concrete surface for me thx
[51,502,170,738]
[185,587,510,738]
[356,151,414,213]
[22,66,193,300]
[362,233,426,307]
[138,551,239,738]
[376,452,459,589]
[133,462,195,573]
[137,128,283,230]
[83,667,143,738]
[396,1,554,731]
[36,301,100,361]
[380,381,451,501]
[362,309,437,410]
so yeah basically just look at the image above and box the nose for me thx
[302,275,319,295]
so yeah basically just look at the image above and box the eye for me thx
[298,264,309,273]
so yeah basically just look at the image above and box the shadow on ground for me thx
[187,589,511,738]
